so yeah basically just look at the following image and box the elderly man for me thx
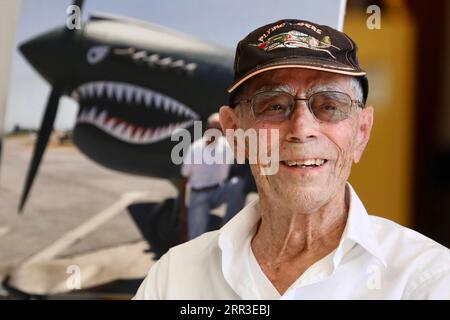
[134,19,450,299]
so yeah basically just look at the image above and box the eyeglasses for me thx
[239,91,363,123]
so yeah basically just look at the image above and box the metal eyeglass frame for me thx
[238,90,364,123]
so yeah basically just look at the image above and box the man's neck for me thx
[250,185,349,294]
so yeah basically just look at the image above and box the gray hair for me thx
[351,77,364,106]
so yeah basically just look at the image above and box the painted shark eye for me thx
[87,46,109,64]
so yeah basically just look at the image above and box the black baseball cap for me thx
[228,19,369,103]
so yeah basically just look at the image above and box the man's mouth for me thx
[281,159,328,169]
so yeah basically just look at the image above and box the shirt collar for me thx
[218,182,387,296]
[333,183,387,268]
[218,198,260,298]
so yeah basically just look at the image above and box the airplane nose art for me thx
[18,12,236,181]
[19,27,80,84]
[73,81,200,144]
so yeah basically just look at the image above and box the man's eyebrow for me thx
[252,84,348,96]
[253,84,296,95]
[305,85,345,95]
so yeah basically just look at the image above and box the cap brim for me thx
[227,58,366,93]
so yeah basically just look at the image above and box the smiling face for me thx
[220,68,374,213]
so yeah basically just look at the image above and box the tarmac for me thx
[0,134,257,299]
[0,135,179,298]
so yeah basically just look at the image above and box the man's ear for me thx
[219,105,240,132]
[353,105,374,164]
[219,105,245,160]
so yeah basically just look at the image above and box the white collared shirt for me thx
[134,184,450,299]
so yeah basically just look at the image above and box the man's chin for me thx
[275,188,330,213]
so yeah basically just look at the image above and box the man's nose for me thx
[285,100,319,143]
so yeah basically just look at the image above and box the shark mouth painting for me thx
[71,81,200,144]
[16,11,236,212]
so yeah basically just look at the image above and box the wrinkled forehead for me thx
[245,68,353,96]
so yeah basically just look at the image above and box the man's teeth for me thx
[283,159,326,167]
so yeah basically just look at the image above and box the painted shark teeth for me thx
[72,80,200,144]
[76,106,195,144]
[283,159,326,167]
[70,81,199,120]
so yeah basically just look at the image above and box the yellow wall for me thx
[345,5,415,226]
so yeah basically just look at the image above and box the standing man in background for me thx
[180,113,246,241]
